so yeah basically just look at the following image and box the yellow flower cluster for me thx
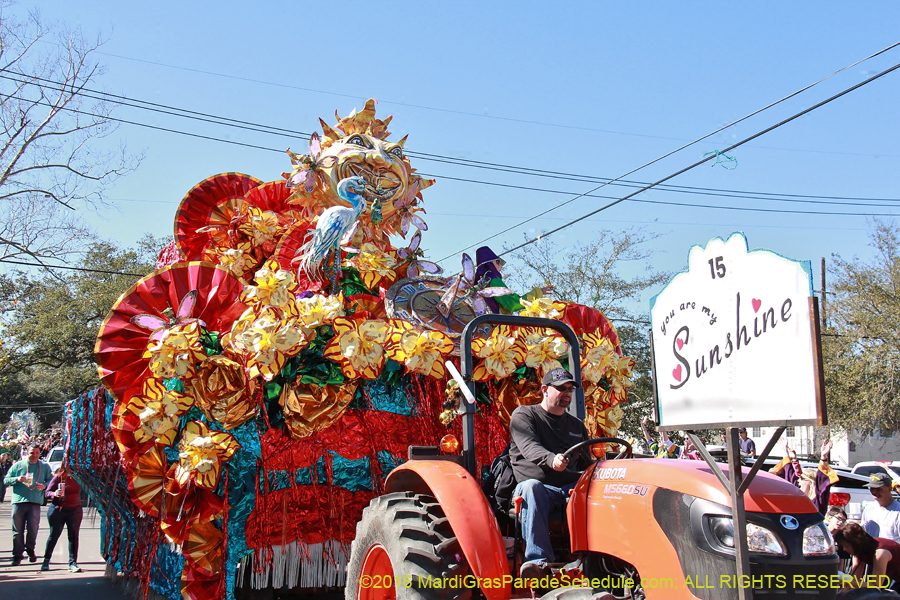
[238,206,284,248]
[241,259,298,311]
[175,421,241,490]
[143,322,208,380]
[223,306,311,381]
[519,297,567,320]
[386,320,455,378]
[471,325,526,381]
[347,243,398,289]
[124,378,194,447]
[323,317,389,379]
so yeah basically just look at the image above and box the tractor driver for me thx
[509,367,590,580]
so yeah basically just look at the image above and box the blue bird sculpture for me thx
[295,176,368,282]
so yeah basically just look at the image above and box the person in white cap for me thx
[861,472,900,543]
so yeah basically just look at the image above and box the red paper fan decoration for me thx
[127,444,167,517]
[174,172,263,260]
[242,179,295,214]
[94,262,248,402]
[562,303,621,352]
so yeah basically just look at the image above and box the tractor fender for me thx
[385,461,511,600]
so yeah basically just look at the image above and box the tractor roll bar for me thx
[459,315,584,477]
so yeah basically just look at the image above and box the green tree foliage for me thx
[0,235,163,417]
[505,228,669,443]
[824,221,900,436]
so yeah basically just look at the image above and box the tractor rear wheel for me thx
[346,492,474,600]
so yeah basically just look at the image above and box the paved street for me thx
[0,498,129,600]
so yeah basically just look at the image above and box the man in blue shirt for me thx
[3,444,53,565]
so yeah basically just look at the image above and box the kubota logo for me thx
[593,467,627,481]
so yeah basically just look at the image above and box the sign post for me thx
[650,233,826,600]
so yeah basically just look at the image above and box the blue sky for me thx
[25,1,900,307]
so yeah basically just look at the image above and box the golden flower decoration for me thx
[607,355,635,396]
[241,258,299,312]
[471,325,526,381]
[581,334,620,385]
[586,403,625,438]
[208,242,258,279]
[519,297,567,320]
[290,292,344,328]
[222,306,312,380]
[386,320,454,378]
[175,421,240,490]
[494,377,543,426]
[348,243,398,290]
[523,332,568,377]
[184,355,257,429]
[124,378,194,447]
[280,381,358,440]
[323,317,388,379]
[238,206,283,248]
[142,321,208,380]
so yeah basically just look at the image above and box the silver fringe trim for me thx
[239,540,349,589]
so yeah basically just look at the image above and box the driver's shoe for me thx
[520,560,550,580]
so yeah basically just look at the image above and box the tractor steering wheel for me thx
[562,437,633,463]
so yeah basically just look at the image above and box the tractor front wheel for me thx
[346,492,474,600]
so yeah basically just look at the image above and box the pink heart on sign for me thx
[676,338,684,350]
[672,364,682,382]
[752,298,762,313]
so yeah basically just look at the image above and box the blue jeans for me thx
[44,504,83,566]
[514,479,576,564]
[12,502,41,560]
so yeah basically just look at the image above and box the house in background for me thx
[746,425,900,466]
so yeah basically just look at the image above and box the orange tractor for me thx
[345,315,839,599]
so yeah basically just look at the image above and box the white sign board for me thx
[650,233,823,429]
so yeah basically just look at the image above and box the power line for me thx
[6,67,900,207]
[90,45,900,156]
[0,258,145,277]
[438,44,900,261]
[10,87,899,221]
[493,59,900,259]
[422,172,900,210]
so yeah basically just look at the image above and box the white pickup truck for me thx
[851,461,900,488]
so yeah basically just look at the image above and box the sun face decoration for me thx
[285,99,433,242]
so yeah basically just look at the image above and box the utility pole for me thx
[820,257,827,329]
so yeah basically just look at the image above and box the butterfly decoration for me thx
[398,230,442,278]
[438,253,510,316]
[284,133,338,194]
[130,290,203,341]
[392,181,428,236]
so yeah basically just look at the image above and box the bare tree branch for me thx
[0,3,140,259]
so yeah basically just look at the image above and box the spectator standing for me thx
[3,444,53,565]
[861,473,900,543]
[738,428,757,458]
[0,452,12,501]
[42,467,84,572]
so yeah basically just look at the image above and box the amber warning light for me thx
[440,435,460,454]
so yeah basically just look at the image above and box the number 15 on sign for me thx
[708,257,726,279]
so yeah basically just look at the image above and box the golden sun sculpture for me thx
[284,99,433,245]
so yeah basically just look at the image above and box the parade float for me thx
[64,100,635,600]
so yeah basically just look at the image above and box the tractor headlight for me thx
[707,517,786,556]
[802,522,835,556]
